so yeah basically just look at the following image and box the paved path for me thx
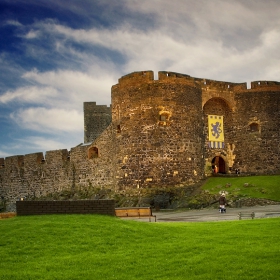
[121,205,280,222]
[154,205,280,222]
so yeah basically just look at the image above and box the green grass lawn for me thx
[1,214,280,280]
[201,175,280,201]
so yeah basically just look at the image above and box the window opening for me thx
[249,123,259,132]
[88,147,99,159]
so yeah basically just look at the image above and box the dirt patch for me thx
[0,212,16,219]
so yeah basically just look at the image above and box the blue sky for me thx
[1,0,280,158]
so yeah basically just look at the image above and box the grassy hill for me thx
[1,214,280,279]
[173,175,280,209]
[201,174,280,200]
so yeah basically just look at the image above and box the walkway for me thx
[121,205,280,222]
[155,204,280,222]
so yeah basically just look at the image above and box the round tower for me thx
[111,71,204,191]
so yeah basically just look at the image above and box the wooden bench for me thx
[115,207,156,222]
[238,212,255,220]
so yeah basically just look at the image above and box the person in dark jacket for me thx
[219,193,227,213]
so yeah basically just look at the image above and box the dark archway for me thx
[88,146,99,159]
[211,156,226,174]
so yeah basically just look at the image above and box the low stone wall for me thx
[235,198,280,207]
[16,200,115,216]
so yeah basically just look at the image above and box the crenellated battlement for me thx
[0,149,70,168]
[115,71,154,87]
[158,71,245,91]
[158,71,191,80]
[45,149,69,163]
[22,152,44,167]
[194,78,247,92]
[250,80,280,90]
[4,155,24,168]
[83,102,111,113]
[158,71,199,87]
[114,71,280,93]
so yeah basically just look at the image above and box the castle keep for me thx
[1,71,280,211]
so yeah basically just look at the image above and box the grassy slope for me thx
[1,214,280,280]
[201,175,280,201]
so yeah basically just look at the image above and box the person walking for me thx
[214,165,218,173]
[219,193,227,213]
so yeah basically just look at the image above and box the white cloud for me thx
[22,69,113,106]
[0,150,12,158]
[30,19,279,82]
[5,20,23,26]
[260,29,280,51]
[10,107,83,133]
[1,67,114,110]
[0,86,58,104]
[23,30,41,39]
[123,0,280,30]
[19,136,79,154]
[9,1,278,85]
[0,134,82,157]
[23,70,113,96]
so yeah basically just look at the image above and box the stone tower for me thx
[111,71,205,190]
[83,102,111,143]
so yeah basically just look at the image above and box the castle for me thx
[1,71,280,211]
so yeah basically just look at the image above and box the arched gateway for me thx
[203,96,233,175]
[211,156,226,174]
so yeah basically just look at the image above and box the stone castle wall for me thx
[0,71,280,211]
[232,88,280,173]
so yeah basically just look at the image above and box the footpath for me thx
[125,205,280,222]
